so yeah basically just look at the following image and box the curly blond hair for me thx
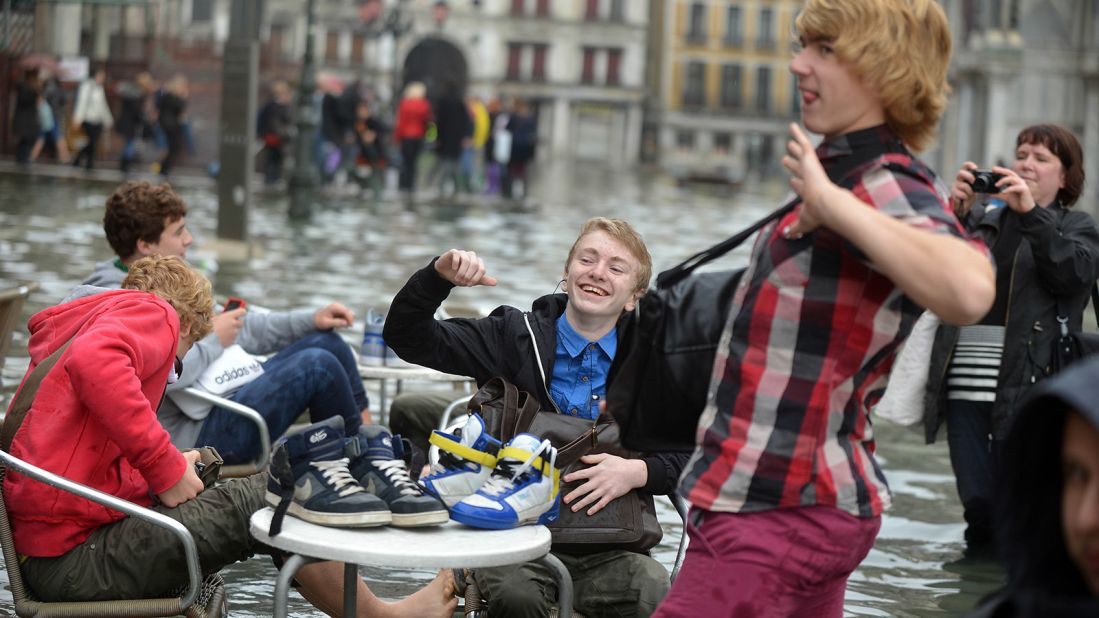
[795,0,951,151]
[121,255,213,342]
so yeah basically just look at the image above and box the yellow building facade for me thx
[649,0,802,180]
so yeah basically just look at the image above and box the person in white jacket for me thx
[72,68,113,170]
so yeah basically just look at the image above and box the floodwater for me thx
[0,164,1002,616]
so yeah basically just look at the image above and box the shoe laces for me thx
[311,458,365,497]
[480,439,555,497]
[375,458,423,497]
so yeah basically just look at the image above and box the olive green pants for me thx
[473,549,670,618]
[23,473,270,602]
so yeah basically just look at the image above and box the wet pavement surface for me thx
[0,160,1002,616]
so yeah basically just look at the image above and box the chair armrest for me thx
[0,450,201,609]
[438,396,472,433]
[667,493,690,584]
[182,387,271,477]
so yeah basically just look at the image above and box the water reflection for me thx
[0,166,1002,615]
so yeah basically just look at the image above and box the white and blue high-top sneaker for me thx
[421,413,502,508]
[265,417,391,535]
[449,432,561,530]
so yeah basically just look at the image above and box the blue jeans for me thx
[195,331,366,464]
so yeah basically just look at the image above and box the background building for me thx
[646,0,803,183]
[935,0,1099,210]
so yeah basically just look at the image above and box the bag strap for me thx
[1,340,73,453]
[656,196,800,289]
[654,157,916,289]
[467,377,522,442]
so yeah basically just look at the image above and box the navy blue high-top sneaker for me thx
[266,417,391,535]
[347,425,450,527]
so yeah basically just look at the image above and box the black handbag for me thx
[605,199,798,452]
[467,377,662,552]
[1050,285,1099,373]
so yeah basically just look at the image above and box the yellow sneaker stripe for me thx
[429,431,498,468]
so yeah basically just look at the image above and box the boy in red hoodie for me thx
[6,255,456,616]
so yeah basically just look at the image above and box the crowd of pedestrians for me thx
[8,66,193,176]
[10,64,542,202]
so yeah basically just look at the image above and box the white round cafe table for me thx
[250,507,573,617]
[356,362,474,424]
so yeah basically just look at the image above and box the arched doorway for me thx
[401,37,468,99]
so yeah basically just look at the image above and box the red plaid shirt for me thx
[679,126,987,518]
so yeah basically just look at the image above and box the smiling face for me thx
[790,36,884,140]
[562,230,643,324]
[137,216,193,260]
[1062,411,1099,596]
[1013,142,1066,208]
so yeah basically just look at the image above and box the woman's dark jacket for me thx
[115,82,146,140]
[11,82,40,140]
[156,92,185,134]
[966,355,1099,616]
[924,202,1099,443]
[384,260,689,495]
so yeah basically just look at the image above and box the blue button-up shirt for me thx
[549,314,616,420]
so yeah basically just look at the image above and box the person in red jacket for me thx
[394,81,433,201]
[6,255,457,616]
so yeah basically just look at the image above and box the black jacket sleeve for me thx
[1019,207,1099,297]
[640,451,691,495]
[383,259,516,386]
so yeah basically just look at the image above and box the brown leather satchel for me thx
[468,377,663,553]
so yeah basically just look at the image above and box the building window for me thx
[720,64,741,109]
[192,0,213,22]
[606,48,622,86]
[585,0,598,21]
[511,0,525,16]
[714,132,732,152]
[350,33,365,66]
[269,23,288,59]
[683,61,705,107]
[609,0,624,22]
[676,130,696,150]
[507,43,522,80]
[723,6,742,47]
[581,46,595,83]
[324,31,339,64]
[536,0,549,17]
[755,66,771,112]
[756,7,774,50]
[532,44,547,81]
[687,3,706,44]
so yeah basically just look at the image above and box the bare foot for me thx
[367,570,457,618]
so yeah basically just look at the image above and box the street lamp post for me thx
[288,0,319,221]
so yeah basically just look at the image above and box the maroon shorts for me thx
[653,505,880,618]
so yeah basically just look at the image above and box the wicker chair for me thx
[0,452,226,617]
[180,387,271,478]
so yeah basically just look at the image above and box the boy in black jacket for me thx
[385,218,683,617]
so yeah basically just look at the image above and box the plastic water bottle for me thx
[360,309,386,367]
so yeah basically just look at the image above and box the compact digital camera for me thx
[969,170,1005,194]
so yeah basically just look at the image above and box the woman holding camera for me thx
[924,124,1099,558]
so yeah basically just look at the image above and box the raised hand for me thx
[434,249,499,287]
[780,123,837,238]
